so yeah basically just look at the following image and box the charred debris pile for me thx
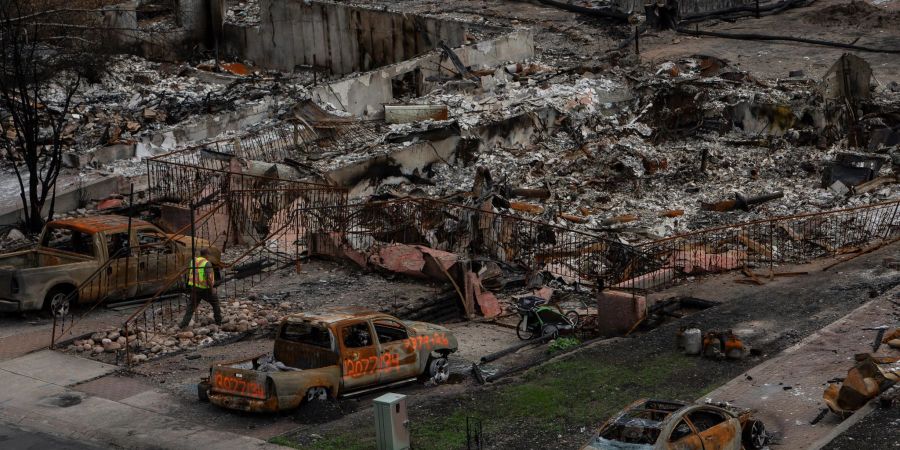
[323,52,900,248]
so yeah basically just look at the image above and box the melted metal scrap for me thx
[824,353,900,416]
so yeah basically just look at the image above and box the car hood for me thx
[403,321,450,334]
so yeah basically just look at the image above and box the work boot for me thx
[179,307,195,330]
[211,302,224,326]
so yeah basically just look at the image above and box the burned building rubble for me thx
[1,0,899,448]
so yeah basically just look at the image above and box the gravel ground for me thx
[822,405,900,450]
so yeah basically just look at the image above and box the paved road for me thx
[0,422,99,450]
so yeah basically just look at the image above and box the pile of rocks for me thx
[72,329,132,355]
[70,298,298,364]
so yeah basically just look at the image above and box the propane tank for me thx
[683,328,702,355]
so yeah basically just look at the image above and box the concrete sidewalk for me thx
[0,350,280,450]
[701,287,900,450]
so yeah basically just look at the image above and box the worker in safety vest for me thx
[180,248,223,329]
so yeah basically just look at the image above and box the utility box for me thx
[374,393,410,450]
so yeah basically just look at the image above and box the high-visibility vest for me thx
[187,257,210,289]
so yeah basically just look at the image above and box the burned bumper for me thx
[208,393,279,412]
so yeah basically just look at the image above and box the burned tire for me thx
[305,387,328,403]
[421,356,450,384]
[43,286,75,317]
[742,419,768,450]
[197,382,210,402]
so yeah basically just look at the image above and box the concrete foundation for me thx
[313,30,535,117]
[224,0,467,74]
[0,175,125,226]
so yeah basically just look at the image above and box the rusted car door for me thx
[135,227,183,296]
[686,409,740,450]
[372,318,419,384]
[666,418,704,450]
[274,320,339,369]
[339,320,380,392]
[99,230,138,300]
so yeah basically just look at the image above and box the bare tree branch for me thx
[0,0,111,232]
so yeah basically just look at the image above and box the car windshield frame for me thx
[280,320,335,350]
[597,413,664,446]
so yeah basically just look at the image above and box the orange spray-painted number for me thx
[214,373,265,399]
[343,353,401,378]
[403,332,449,351]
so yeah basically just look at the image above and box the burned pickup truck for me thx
[198,307,458,412]
[0,215,219,314]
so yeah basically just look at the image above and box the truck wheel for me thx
[424,356,450,384]
[43,287,74,317]
[742,419,768,450]
[197,382,210,402]
[306,387,328,402]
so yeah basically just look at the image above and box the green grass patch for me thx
[548,337,581,354]
[409,410,470,450]
[269,436,302,449]
[290,347,737,449]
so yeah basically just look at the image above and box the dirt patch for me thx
[805,0,900,28]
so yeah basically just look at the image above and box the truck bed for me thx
[210,354,272,400]
[0,249,91,269]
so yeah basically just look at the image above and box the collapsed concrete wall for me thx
[223,0,467,74]
[103,1,196,61]
[326,133,467,198]
[313,30,535,118]
[0,175,124,226]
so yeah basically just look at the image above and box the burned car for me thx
[582,399,767,450]
[198,307,458,412]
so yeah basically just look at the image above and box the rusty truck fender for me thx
[403,321,459,374]
[267,365,342,411]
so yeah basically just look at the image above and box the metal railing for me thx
[296,197,632,285]
[49,201,228,348]
[613,199,900,292]
[121,195,312,365]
